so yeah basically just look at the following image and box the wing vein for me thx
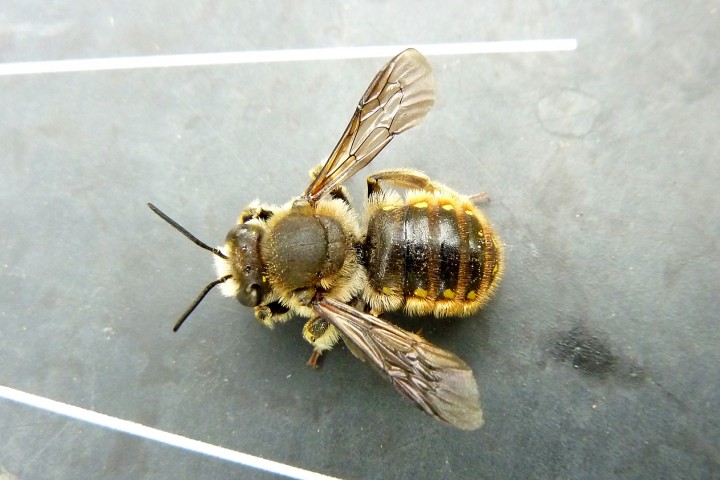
[304,49,435,202]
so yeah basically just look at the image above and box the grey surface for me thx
[1,2,719,479]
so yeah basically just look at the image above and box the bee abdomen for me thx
[363,191,502,317]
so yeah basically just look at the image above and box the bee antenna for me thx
[147,203,228,260]
[173,274,232,332]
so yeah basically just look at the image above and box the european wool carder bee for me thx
[149,48,502,430]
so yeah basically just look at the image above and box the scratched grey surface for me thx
[1,2,719,479]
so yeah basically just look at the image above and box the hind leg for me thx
[368,169,491,204]
[468,192,490,203]
[366,169,437,197]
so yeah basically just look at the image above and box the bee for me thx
[149,48,502,430]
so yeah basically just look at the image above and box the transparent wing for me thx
[313,298,483,430]
[304,48,435,203]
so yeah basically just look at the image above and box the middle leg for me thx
[302,317,341,368]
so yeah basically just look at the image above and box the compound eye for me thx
[236,283,261,307]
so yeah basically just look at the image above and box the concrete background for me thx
[1,2,718,479]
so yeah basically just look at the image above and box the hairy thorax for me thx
[259,198,366,316]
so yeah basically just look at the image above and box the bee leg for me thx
[239,202,276,223]
[254,301,291,328]
[302,317,341,368]
[307,350,323,368]
[329,186,351,204]
[468,192,490,203]
[309,163,351,204]
[308,163,324,180]
[366,169,436,197]
[292,286,317,306]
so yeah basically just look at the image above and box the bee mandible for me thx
[149,49,503,430]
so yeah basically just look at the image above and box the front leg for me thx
[239,201,276,223]
[254,301,291,329]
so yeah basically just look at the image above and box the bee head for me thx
[147,203,270,332]
[216,222,271,308]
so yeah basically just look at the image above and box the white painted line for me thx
[0,385,341,480]
[0,40,577,76]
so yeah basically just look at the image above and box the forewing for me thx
[304,48,435,202]
[313,298,483,430]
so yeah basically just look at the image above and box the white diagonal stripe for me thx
[0,40,577,76]
[0,385,341,480]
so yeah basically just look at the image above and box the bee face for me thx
[217,222,269,307]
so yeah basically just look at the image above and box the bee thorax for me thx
[260,211,350,294]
